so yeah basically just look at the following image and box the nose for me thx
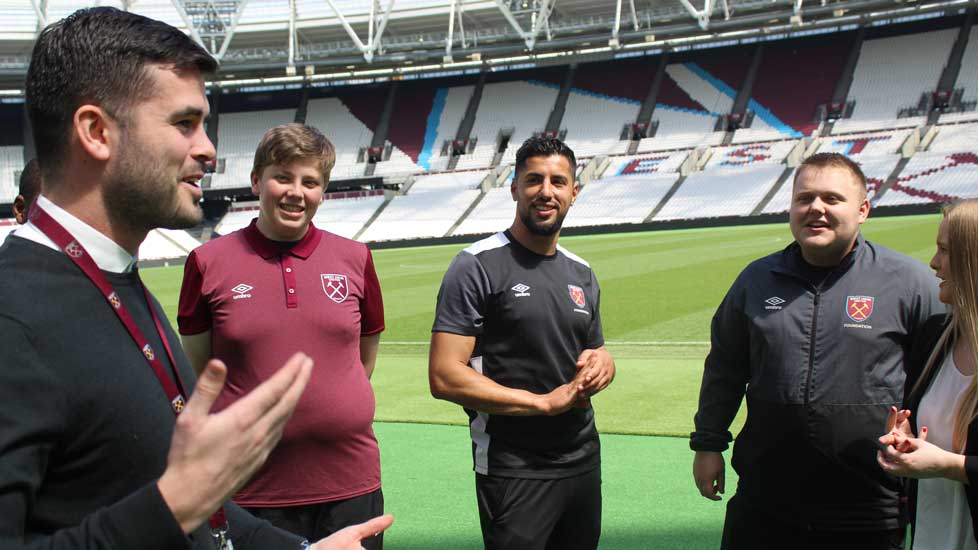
[929,253,939,272]
[193,128,217,167]
[538,177,554,199]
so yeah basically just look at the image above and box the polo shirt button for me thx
[288,288,295,294]
[285,268,292,273]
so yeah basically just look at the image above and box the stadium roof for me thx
[0,0,972,92]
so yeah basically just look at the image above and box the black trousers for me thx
[721,494,905,550]
[246,488,384,549]
[476,468,601,550]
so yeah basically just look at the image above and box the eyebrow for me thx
[169,107,206,120]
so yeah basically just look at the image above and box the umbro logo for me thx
[232,283,253,300]
[765,296,785,310]
[512,283,531,297]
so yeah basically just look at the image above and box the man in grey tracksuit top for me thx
[691,153,944,549]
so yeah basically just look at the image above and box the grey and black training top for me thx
[432,230,604,479]
[691,234,945,530]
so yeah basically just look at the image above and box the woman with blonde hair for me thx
[878,198,978,549]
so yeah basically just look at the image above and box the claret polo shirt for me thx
[178,219,384,506]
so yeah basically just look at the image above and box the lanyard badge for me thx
[30,206,230,545]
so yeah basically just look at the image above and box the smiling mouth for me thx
[280,204,304,214]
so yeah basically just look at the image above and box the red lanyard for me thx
[29,206,230,538]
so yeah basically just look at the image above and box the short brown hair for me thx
[252,123,336,186]
[26,7,217,181]
[795,152,868,196]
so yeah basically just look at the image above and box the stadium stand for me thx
[408,170,489,192]
[304,96,374,180]
[138,228,201,262]
[603,151,690,177]
[565,172,679,227]
[817,129,912,157]
[357,188,482,242]
[210,108,295,189]
[451,186,516,236]
[957,26,978,107]
[454,80,558,170]
[834,28,956,133]
[562,90,638,158]
[744,34,853,138]
[0,146,24,202]
[654,163,785,220]
[704,141,796,168]
[928,122,978,152]
[875,151,978,206]
[418,84,475,172]
[312,194,387,239]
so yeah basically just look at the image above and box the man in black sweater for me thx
[0,7,391,550]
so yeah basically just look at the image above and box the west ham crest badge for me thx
[321,274,349,303]
[846,295,875,323]
[568,285,586,308]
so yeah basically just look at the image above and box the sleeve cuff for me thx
[99,482,192,550]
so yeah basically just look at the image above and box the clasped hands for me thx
[876,406,967,483]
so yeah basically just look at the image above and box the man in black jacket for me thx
[691,153,943,549]
[0,7,390,550]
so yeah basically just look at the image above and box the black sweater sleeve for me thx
[0,316,192,550]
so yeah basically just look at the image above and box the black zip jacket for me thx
[691,234,944,530]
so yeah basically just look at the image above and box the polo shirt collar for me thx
[14,195,137,273]
[243,218,322,260]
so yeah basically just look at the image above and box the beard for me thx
[102,141,202,235]
[520,206,568,236]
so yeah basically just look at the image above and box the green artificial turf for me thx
[376,422,732,550]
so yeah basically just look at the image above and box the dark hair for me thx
[253,124,336,186]
[25,7,217,181]
[514,136,577,182]
[796,152,868,195]
[18,158,41,202]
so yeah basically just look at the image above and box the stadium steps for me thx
[751,166,795,215]
[645,175,688,222]
[353,194,394,241]
[870,157,913,204]
[445,189,489,237]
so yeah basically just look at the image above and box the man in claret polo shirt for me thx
[178,123,386,547]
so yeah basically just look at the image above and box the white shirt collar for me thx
[13,195,137,274]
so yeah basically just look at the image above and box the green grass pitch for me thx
[141,213,940,548]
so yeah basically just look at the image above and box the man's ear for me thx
[73,105,114,162]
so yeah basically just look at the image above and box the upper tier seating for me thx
[842,28,956,128]
[454,81,556,171]
[956,26,978,106]
[305,97,373,176]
